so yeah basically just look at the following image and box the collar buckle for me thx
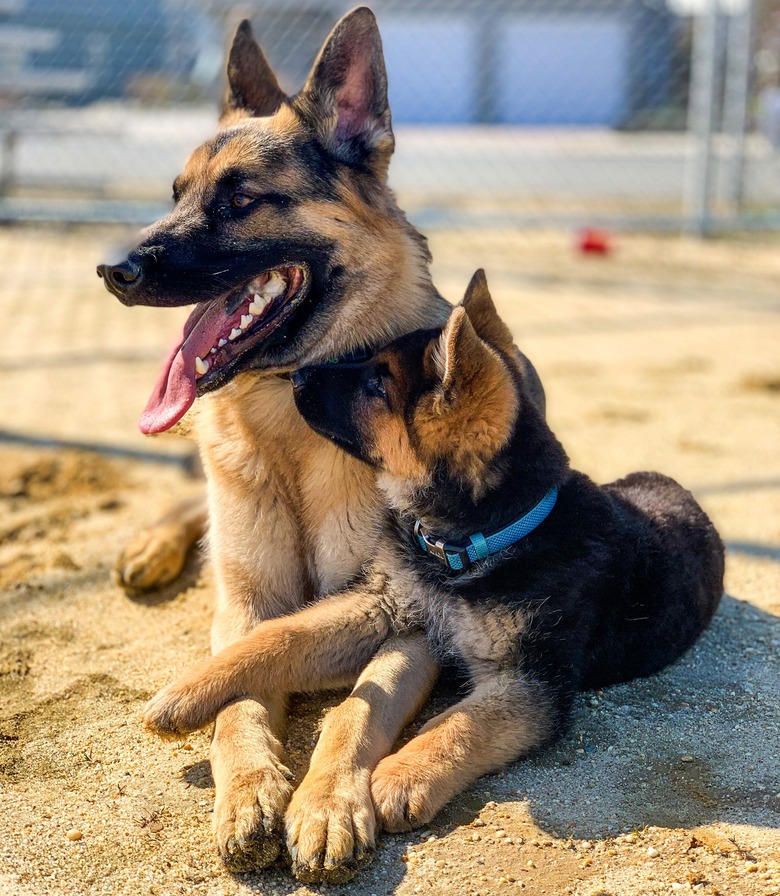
[414,521,472,571]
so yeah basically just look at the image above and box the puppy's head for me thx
[292,270,522,504]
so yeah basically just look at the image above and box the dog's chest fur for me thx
[195,375,385,608]
[378,550,528,672]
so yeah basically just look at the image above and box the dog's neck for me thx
[341,203,451,343]
[386,399,570,546]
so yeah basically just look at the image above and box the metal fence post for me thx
[686,0,721,236]
[722,0,756,219]
[0,130,17,197]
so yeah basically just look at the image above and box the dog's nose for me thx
[96,259,144,293]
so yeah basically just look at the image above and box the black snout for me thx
[97,259,144,299]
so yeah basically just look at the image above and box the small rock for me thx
[66,829,83,841]
[472,833,481,842]
[681,755,694,763]
[473,819,485,827]
[647,847,660,858]
[495,829,506,838]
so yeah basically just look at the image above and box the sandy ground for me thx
[0,225,778,896]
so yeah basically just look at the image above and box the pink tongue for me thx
[139,303,232,435]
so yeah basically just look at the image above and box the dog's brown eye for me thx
[231,193,255,209]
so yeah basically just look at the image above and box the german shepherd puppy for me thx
[142,271,724,876]
[97,7,544,881]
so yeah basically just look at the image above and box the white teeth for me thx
[229,328,242,341]
[240,314,253,330]
[262,271,285,298]
[195,356,209,375]
[249,293,271,316]
[218,339,227,347]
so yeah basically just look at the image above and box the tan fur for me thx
[114,493,206,592]
[415,308,519,494]
[144,537,554,840]
[285,634,437,881]
[150,41,448,881]
[118,11,548,883]
[371,673,553,832]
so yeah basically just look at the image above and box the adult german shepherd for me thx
[98,7,543,883]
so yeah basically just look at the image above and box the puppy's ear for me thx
[421,304,518,487]
[431,305,514,413]
[461,269,515,354]
[293,7,394,177]
[220,20,287,123]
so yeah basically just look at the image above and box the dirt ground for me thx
[0,225,778,896]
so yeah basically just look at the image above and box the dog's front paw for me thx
[142,680,214,738]
[114,524,190,592]
[371,754,437,833]
[286,767,375,884]
[214,763,294,872]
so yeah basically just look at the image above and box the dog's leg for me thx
[143,588,394,737]
[286,634,438,884]
[143,583,394,872]
[371,673,557,832]
[114,492,206,591]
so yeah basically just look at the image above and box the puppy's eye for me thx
[365,375,386,399]
[231,193,255,209]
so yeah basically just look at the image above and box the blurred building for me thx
[1,0,677,126]
[372,0,676,126]
[0,0,168,103]
[205,0,678,127]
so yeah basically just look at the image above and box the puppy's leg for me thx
[371,673,556,832]
[143,588,394,737]
[286,634,438,884]
[115,492,206,592]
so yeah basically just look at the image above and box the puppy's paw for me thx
[114,524,189,592]
[286,768,375,884]
[142,680,216,738]
[371,754,437,833]
[214,763,294,872]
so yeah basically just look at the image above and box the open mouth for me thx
[140,264,310,434]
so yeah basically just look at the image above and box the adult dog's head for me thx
[98,8,441,434]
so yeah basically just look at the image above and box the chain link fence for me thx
[0,0,779,462]
[0,0,778,234]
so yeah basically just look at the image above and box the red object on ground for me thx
[577,228,612,255]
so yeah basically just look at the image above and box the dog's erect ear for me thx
[432,305,513,409]
[461,269,516,354]
[294,7,394,176]
[220,20,287,122]
[421,304,518,484]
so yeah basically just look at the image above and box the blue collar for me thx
[414,486,558,572]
